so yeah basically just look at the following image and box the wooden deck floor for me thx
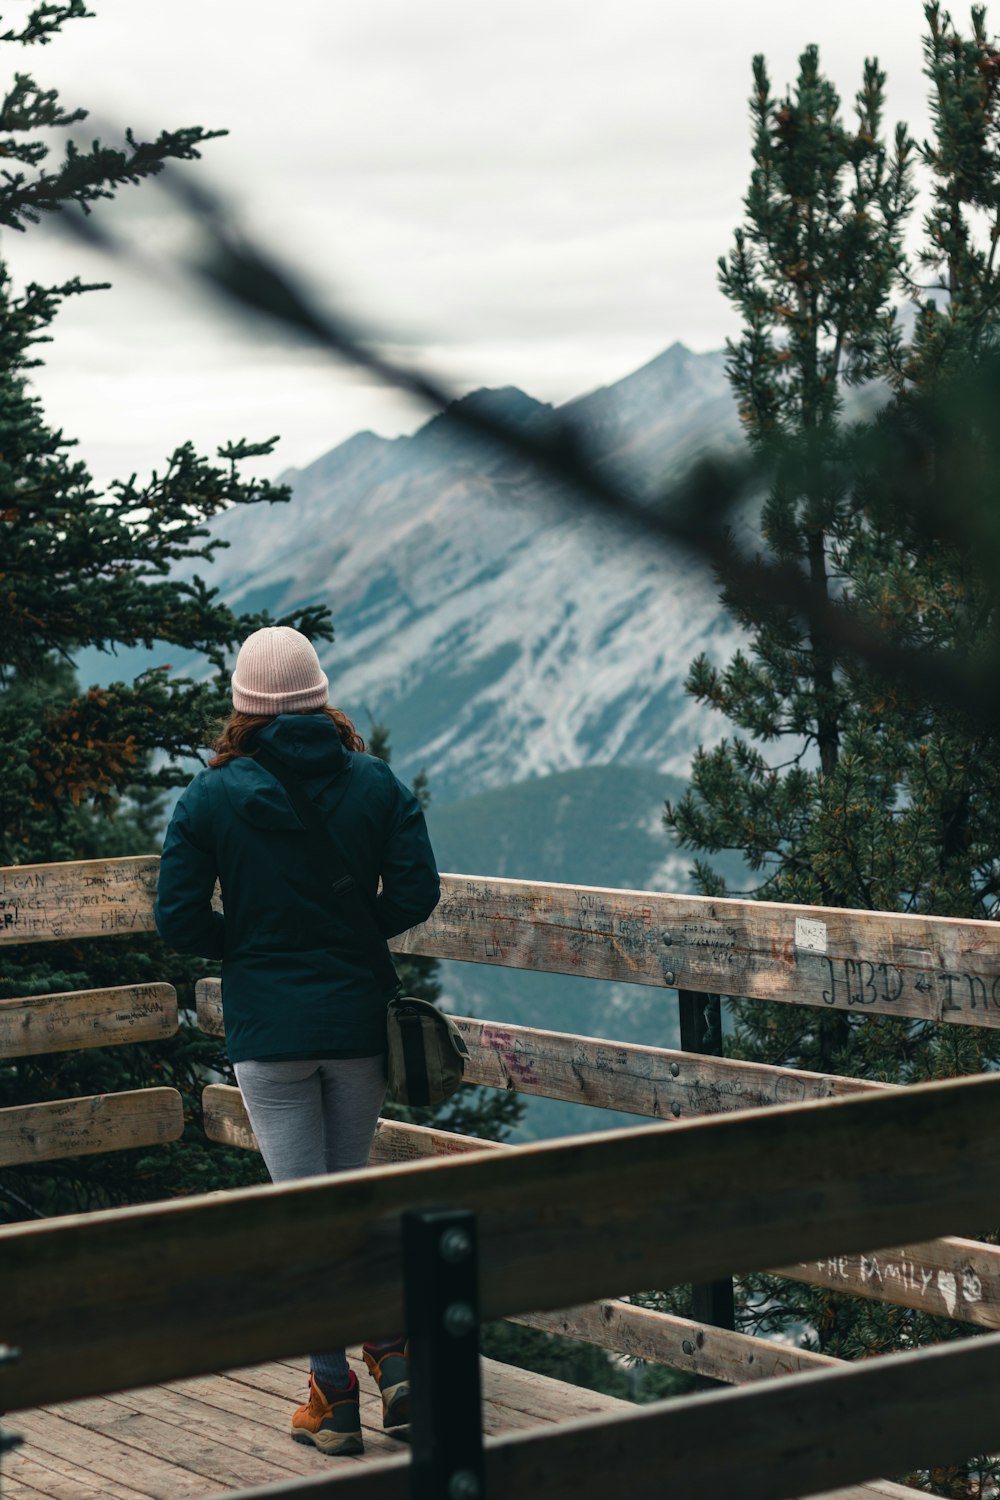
[0,1351,627,1499]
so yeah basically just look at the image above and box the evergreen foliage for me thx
[665,9,1000,1492]
[0,2,329,1220]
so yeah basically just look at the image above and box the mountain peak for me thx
[415,385,552,446]
[449,385,548,422]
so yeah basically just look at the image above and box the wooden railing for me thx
[0,982,183,1165]
[4,857,998,1024]
[4,1073,1000,1499]
[2,854,1000,1498]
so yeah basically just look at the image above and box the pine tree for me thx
[909,2,1000,371]
[0,2,330,1220]
[666,40,914,1073]
[665,13,1000,1494]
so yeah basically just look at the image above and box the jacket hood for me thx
[220,714,352,830]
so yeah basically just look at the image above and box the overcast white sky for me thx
[6,0,940,486]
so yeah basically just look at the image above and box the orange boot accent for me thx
[290,1370,363,1455]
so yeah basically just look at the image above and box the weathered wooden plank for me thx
[184,1334,1000,1500]
[455,1014,885,1116]
[5,1071,1000,1410]
[8,856,1000,1029]
[482,1329,1000,1500]
[194,982,220,1032]
[505,1313,929,1495]
[512,1300,840,1384]
[202,1084,500,1163]
[508,1305,921,1500]
[0,858,158,945]
[8,1408,211,1499]
[213,1468,920,1500]
[0,985,178,1059]
[0,1475,51,1500]
[0,1089,184,1167]
[0,1480,48,1500]
[467,1358,628,1425]
[370,1116,499,1163]
[203,1079,1000,1333]
[97,1384,311,1479]
[168,1369,310,1424]
[202,1082,260,1153]
[777,1235,1000,1328]
[393,875,1000,1029]
[42,1390,304,1491]
[197,981,883,1117]
[2,1439,157,1500]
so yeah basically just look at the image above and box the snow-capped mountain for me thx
[202,342,743,803]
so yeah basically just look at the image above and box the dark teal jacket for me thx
[154,715,440,1063]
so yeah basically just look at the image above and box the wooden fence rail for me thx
[4,1070,1000,1413]
[196,982,887,1116]
[204,1077,1000,1334]
[0,983,178,1057]
[398,876,1000,1028]
[0,1087,184,1167]
[204,1080,1000,1405]
[4,855,1000,1497]
[4,857,1000,1027]
[202,1081,979,1399]
[0,980,183,1169]
[200,1011,1000,1332]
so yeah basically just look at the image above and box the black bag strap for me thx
[396,1007,430,1107]
[254,744,400,996]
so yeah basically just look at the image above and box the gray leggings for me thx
[234,1054,387,1390]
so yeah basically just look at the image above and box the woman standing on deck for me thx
[155,625,440,1456]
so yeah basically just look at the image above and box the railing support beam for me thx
[403,1208,484,1500]
[678,990,736,1377]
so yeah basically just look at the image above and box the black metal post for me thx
[677,992,736,1363]
[403,1208,484,1500]
[0,1344,23,1499]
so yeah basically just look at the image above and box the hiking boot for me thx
[362,1338,410,1428]
[290,1369,363,1455]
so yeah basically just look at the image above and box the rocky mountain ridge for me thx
[201,341,743,804]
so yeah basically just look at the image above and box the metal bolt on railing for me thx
[440,1226,473,1263]
[444,1301,477,1338]
[448,1470,482,1500]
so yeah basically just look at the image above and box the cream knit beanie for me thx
[231,626,329,716]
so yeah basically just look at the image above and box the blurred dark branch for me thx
[58,161,1000,729]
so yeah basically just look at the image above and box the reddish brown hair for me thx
[209,706,365,768]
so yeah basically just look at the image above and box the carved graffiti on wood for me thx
[0,859,158,944]
[797,1249,991,1324]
